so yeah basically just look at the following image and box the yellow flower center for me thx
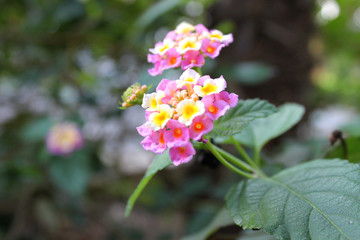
[183,41,196,49]
[169,57,177,65]
[159,133,165,145]
[182,104,198,121]
[201,84,217,95]
[57,131,76,146]
[153,112,167,125]
[207,46,215,53]
[208,105,218,114]
[150,98,158,109]
[211,33,222,39]
[174,128,182,137]
[159,44,170,53]
[194,122,204,131]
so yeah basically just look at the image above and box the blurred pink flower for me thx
[46,122,83,156]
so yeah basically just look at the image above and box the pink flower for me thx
[181,50,205,70]
[165,30,177,40]
[46,122,83,156]
[162,48,181,70]
[216,91,239,107]
[164,120,189,148]
[136,123,153,137]
[156,79,171,91]
[201,94,230,120]
[189,115,213,141]
[142,129,167,154]
[169,142,196,166]
[195,24,209,34]
[148,61,163,76]
[201,39,224,59]
[163,81,178,104]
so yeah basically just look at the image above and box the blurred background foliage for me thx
[1,0,360,239]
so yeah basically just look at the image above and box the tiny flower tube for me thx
[162,48,181,70]
[46,122,83,156]
[201,38,224,59]
[201,94,230,121]
[149,129,167,154]
[147,104,174,131]
[176,68,201,88]
[189,115,213,141]
[209,30,234,45]
[181,50,205,70]
[177,37,201,54]
[142,90,165,111]
[216,91,239,107]
[169,142,196,166]
[175,22,196,34]
[149,38,175,55]
[194,76,226,97]
[176,99,205,126]
[164,119,189,148]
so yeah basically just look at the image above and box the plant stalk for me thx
[206,141,255,179]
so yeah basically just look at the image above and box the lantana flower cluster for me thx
[137,69,238,166]
[148,22,233,76]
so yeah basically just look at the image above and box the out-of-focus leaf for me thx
[327,136,360,163]
[49,151,90,196]
[224,104,305,154]
[125,151,172,217]
[182,208,235,240]
[209,99,277,138]
[131,0,182,36]
[223,62,276,86]
[226,159,360,240]
[341,117,360,137]
[21,118,53,142]
[236,230,276,240]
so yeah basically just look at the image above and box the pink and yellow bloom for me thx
[169,142,196,166]
[137,69,238,165]
[147,22,233,76]
[201,94,231,121]
[164,120,189,148]
[189,115,213,141]
[46,122,83,156]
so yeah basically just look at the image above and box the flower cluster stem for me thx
[206,141,255,179]
[230,136,259,169]
[205,137,267,178]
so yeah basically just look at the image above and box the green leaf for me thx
[229,103,305,152]
[125,151,172,217]
[130,0,182,39]
[226,159,360,240]
[224,62,276,86]
[327,137,360,163]
[182,208,234,240]
[49,151,90,196]
[21,118,53,141]
[209,99,277,138]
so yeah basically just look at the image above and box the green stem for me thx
[206,141,255,179]
[230,136,258,169]
[254,148,261,165]
[212,145,253,172]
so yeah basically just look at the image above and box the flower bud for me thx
[119,83,150,109]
